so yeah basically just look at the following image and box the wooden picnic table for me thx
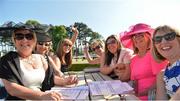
[52,68,139,101]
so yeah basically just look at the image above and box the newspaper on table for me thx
[50,85,89,100]
[88,80,133,95]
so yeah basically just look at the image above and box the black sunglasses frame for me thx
[153,32,177,44]
[92,45,101,51]
[38,42,51,46]
[15,33,34,40]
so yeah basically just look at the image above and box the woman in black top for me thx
[56,26,79,72]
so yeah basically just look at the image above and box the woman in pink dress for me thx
[120,23,168,100]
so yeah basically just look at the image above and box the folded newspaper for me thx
[88,80,133,95]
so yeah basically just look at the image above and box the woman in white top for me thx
[100,35,133,81]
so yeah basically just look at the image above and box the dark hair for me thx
[104,35,122,66]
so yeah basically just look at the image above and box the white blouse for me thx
[19,54,45,91]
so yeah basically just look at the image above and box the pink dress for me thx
[130,51,168,100]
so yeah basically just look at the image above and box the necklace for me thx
[20,55,36,69]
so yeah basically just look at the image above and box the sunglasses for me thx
[106,40,116,45]
[15,33,34,40]
[153,32,177,44]
[132,33,145,39]
[38,42,51,46]
[92,45,101,51]
[64,43,72,47]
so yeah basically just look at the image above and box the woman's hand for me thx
[72,26,79,35]
[64,75,78,85]
[40,91,62,101]
[114,63,125,75]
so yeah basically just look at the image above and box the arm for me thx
[170,88,180,100]
[100,54,116,75]
[115,63,130,82]
[2,79,61,100]
[54,75,78,86]
[156,71,169,100]
[70,26,79,45]
[83,46,100,64]
[48,56,63,77]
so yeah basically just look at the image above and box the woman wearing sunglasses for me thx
[56,26,79,73]
[121,23,168,100]
[83,39,104,64]
[152,25,180,100]
[100,35,133,81]
[0,23,77,100]
[35,32,63,77]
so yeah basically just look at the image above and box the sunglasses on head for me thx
[64,43,72,47]
[15,33,34,40]
[153,32,177,44]
[106,40,116,45]
[92,45,101,51]
[38,42,51,46]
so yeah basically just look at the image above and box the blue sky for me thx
[1,0,180,39]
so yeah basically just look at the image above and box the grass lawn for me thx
[70,59,99,71]
[72,59,88,64]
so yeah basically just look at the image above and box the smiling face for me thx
[132,32,150,51]
[106,38,118,54]
[154,29,180,60]
[36,41,52,55]
[91,43,103,56]
[13,29,36,57]
[62,40,72,54]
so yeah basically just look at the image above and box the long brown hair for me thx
[104,35,122,66]
[56,38,72,66]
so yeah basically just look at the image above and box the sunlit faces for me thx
[106,38,118,54]
[92,45,101,51]
[91,44,102,55]
[154,31,180,59]
[36,41,52,54]
[14,29,35,56]
[63,41,73,53]
[132,33,149,49]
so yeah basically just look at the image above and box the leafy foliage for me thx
[48,25,67,51]
[0,20,104,55]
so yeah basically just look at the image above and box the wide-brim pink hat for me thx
[120,23,154,49]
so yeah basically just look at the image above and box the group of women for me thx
[84,23,180,100]
[0,23,78,100]
[0,22,180,100]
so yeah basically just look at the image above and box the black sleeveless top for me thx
[61,64,69,73]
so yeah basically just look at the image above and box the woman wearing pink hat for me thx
[120,23,168,100]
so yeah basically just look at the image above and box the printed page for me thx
[50,85,89,100]
[88,80,133,95]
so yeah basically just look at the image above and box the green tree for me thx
[26,20,40,26]
[48,25,67,51]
